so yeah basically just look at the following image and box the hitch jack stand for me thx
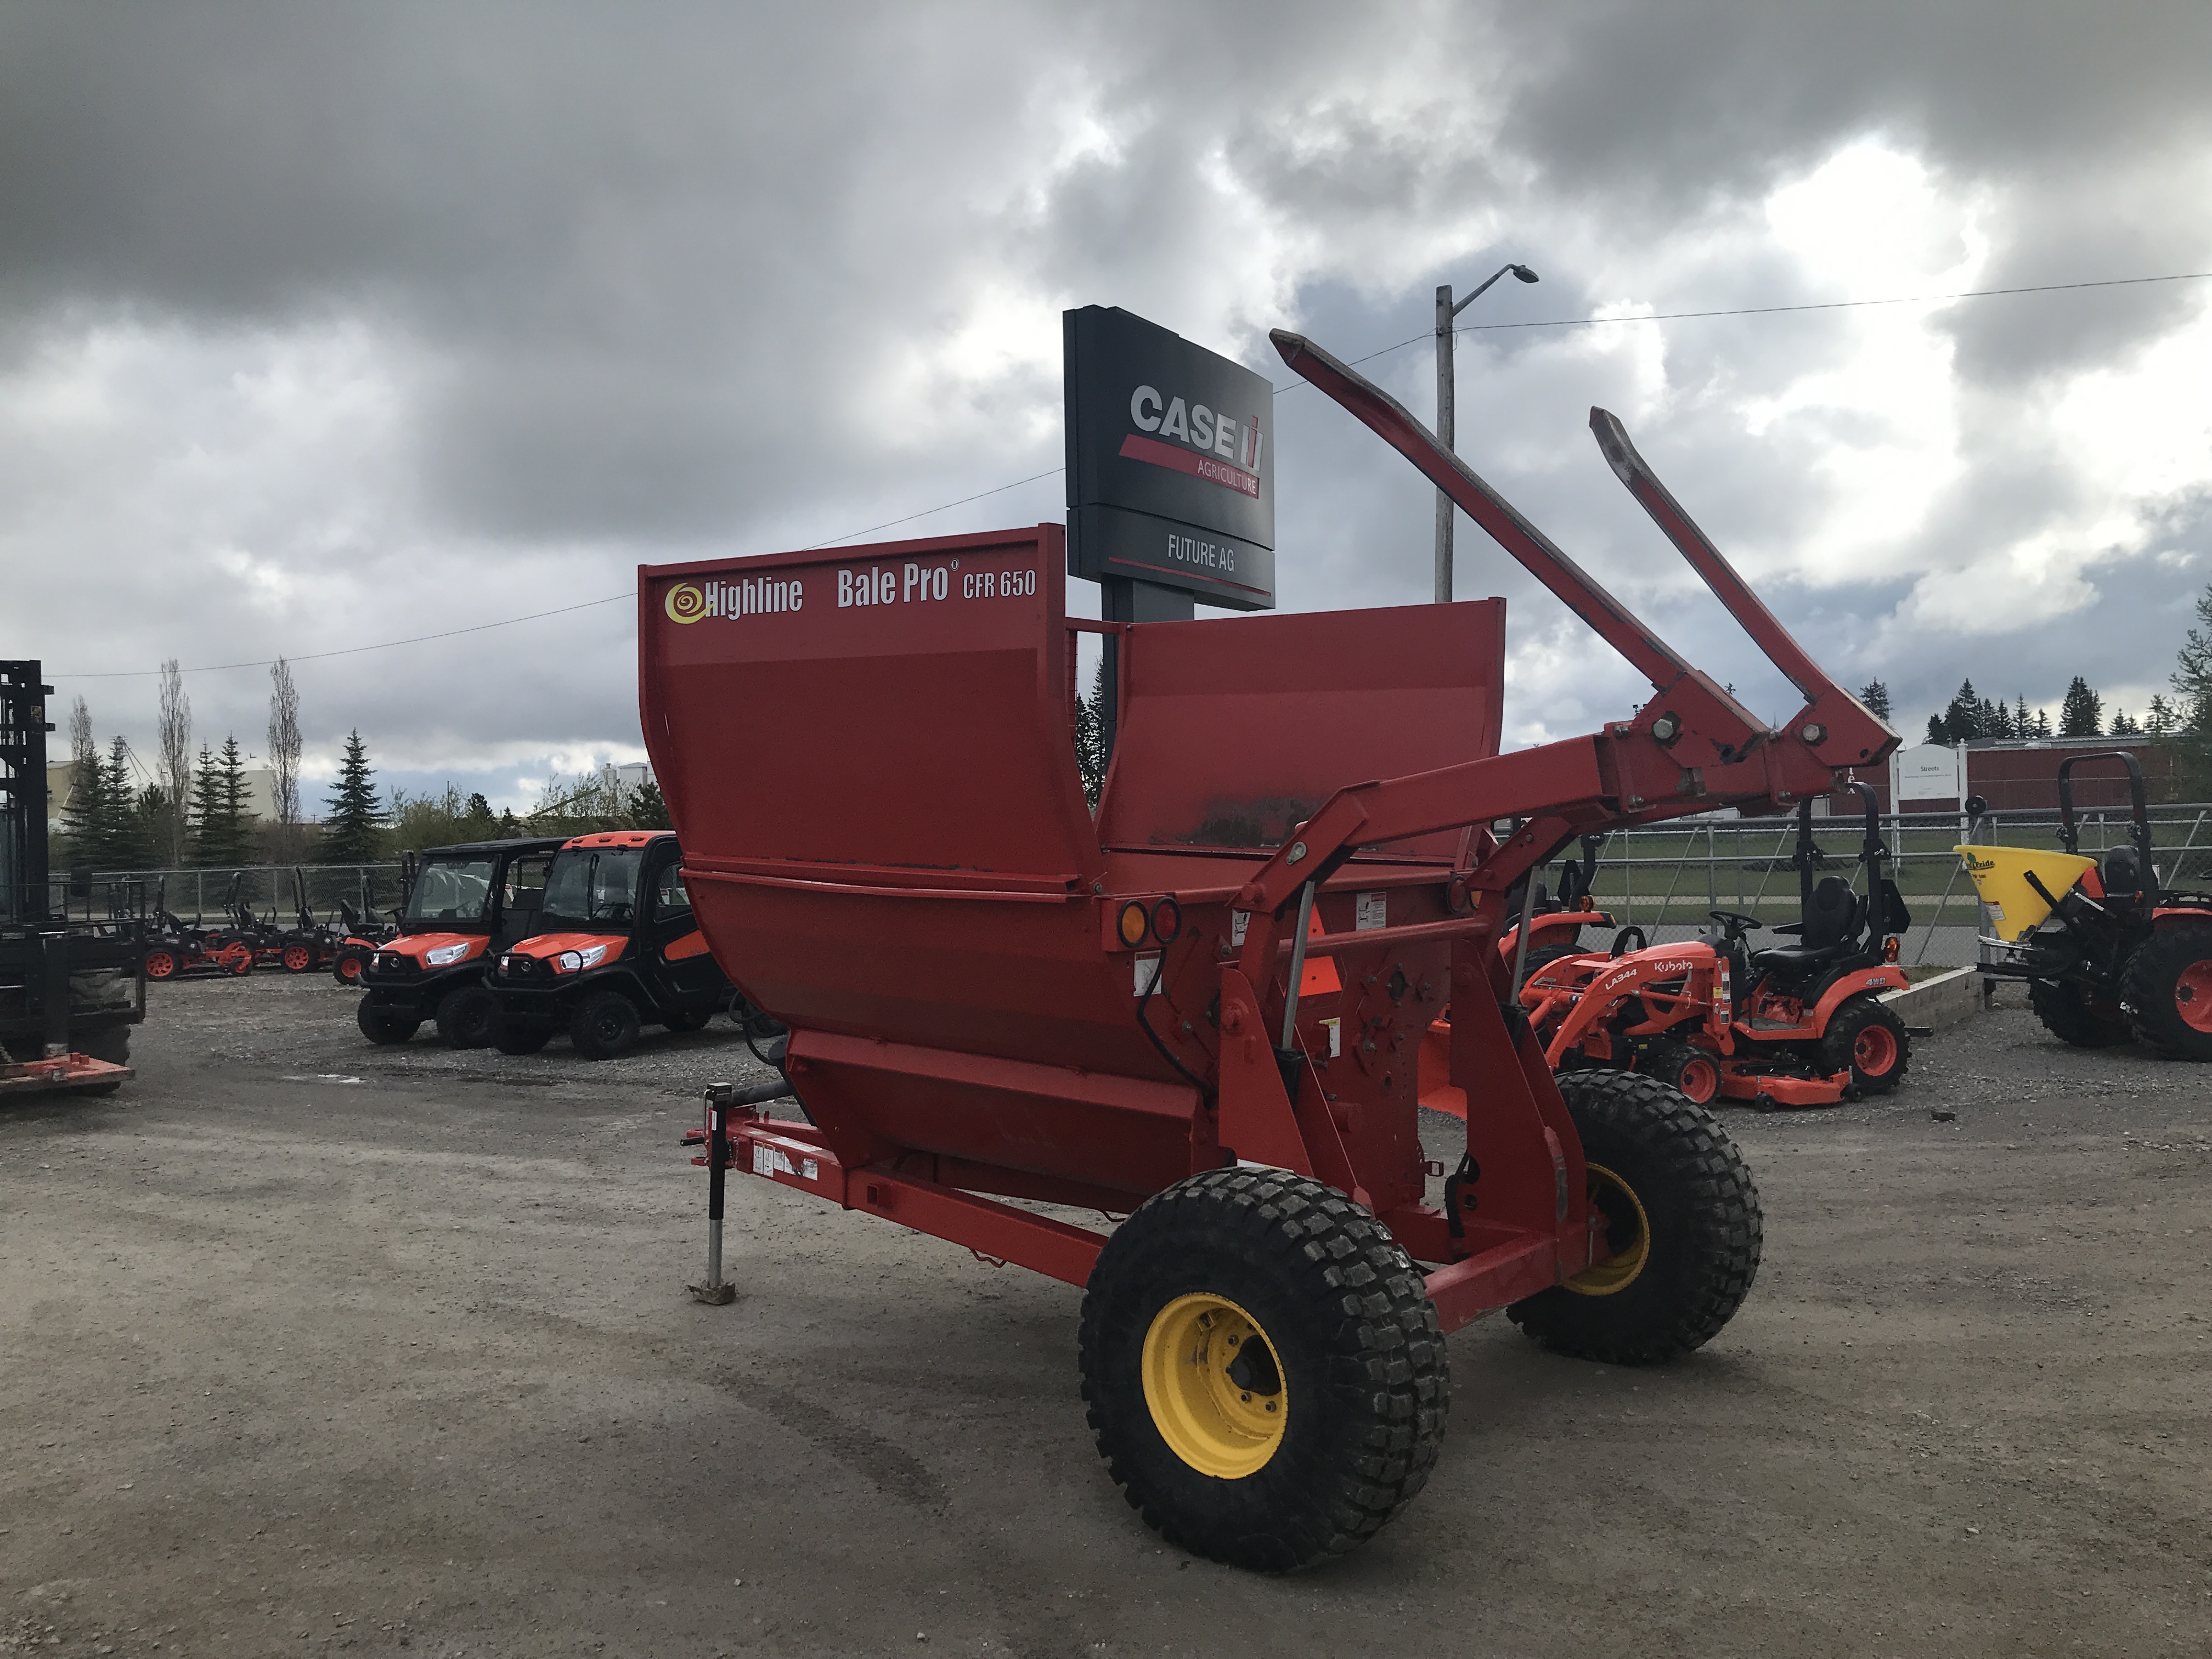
[686,1077,799,1304]
[690,1084,737,1305]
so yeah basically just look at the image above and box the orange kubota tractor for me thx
[1490,782,1912,1109]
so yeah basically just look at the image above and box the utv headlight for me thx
[424,942,473,967]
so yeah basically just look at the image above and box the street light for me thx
[1434,261,1538,602]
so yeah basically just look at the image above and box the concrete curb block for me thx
[1880,966,1984,1033]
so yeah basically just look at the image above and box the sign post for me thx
[1063,306,1277,753]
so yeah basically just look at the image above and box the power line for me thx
[1314,267,2212,385]
[49,267,2211,680]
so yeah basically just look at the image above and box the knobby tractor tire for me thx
[1641,1040,1721,1106]
[356,999,420,1046]
[1817,995,1910,1094]
[436,984,500,1050]
[493,1019,554,1055]
[1508,1070,1762,1365]
[77,1025,131,1066]
[568,990,641,1060]
[1077,1169,1446,1573]
[2120,926,2212,1060]
[2028,977,2129,1048]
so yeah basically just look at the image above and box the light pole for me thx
[1434,261,1538,602]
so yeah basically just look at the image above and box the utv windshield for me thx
[404,856,497,927]
[539,847,645,929]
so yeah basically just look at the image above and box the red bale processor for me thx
[640,330,1899,1571]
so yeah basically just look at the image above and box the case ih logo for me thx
[1124,386,1263,498]
[664,576,807,624]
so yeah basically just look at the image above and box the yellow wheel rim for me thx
[1140,1293,1288,1478]
[1565,1163,1651,1296]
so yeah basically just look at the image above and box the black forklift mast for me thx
[1,661,69,1060]
[1,659,53,927]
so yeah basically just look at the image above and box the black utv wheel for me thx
[663,1008,710,1032]
[1817,995,1910,1094]
[1508,1070,1762,1364]
[2121,926,2212,1060]
[356,1000,420,1045]
[436,985,500,1050]
[568,990,642,1060]
[2028,976,2130,1048]
[1077,1169,1446,1572]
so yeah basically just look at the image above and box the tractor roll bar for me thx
[2056,751,2151,866]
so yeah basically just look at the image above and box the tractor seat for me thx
[1751,877,1862,973]
[2100,847,2144,902]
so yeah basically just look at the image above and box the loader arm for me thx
[1588,408,1898,774]
[1269,329,1767,774]
[1232,328,1894,930]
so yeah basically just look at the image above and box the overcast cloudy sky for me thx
[4,2,2210,810]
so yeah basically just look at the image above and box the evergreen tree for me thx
[2058,676,2103,737]
[189,734,258,866]
[1855,679,1892,721]
[185,746,221,862]
[629,780,672,830]
[1924,713,1948,746]
[2109,707,2141,736]
[63,733,151,870]
[2034,707,2052,739]
[2171,583,2212,733]
[1942,680,1983,743]
[134,785,176,872]
[1075,663,1109,804]
[319,731,387,864]
[2146,693,2176,736]
[2014,693,2032,737]
[458,792,498,839]
[1980,696,2008,739]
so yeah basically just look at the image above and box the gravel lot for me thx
[4,974,2210,1657]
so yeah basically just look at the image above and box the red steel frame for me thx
[647,327,1899,1334]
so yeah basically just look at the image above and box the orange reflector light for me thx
[1579,895,1596,912]
[1117,900,1150,948]
[1151,895,1183,946]
[1884,936,1900,963]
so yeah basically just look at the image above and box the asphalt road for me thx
[3,975,2209,1657]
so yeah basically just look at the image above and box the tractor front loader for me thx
[642,328,1897,1571]
[1961,753,2212,1056]
[1507,781,1914,1108]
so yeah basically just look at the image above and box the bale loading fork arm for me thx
[1235,330,1898,936]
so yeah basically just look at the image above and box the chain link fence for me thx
[68,865,408,927]
[1564,805,2212,967]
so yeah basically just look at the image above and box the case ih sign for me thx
[1063,306,1276,611]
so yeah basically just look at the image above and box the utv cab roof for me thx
[413,837,568,858]
[560,831,674,851]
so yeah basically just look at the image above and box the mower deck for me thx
[0,1052,131,1094]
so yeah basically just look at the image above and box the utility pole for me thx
[1434,262,1538,602]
